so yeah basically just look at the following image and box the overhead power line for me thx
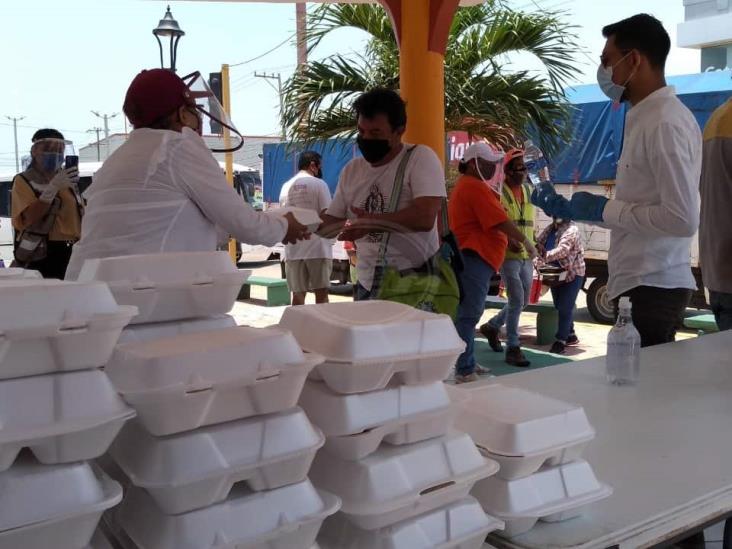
[230,33,297,68]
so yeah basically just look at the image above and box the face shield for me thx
[181,71,243,153]
[29,139,76,173]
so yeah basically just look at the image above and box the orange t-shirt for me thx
[448,175,509,271]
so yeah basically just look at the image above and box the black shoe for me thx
[566,334,580,346]
[480,323,503,352]
[550,340,566,355]
[505,346,530,367]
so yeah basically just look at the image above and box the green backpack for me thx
[371,146,462,319]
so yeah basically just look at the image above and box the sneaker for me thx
[549,340,567,354]
[505,346,531,367]
[479,323,503,352]
[455,372,480,384]
[566,334,580,346]
[474,363,492,375]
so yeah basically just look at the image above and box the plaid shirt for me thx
[537,221,586,282]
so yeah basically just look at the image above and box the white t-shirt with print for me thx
[279,171,334,261]
[327,144,446,290]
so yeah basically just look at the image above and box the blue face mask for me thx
[40,152,64,173]
[597,52,633,104]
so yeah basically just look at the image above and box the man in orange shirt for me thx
[449,143,538,383]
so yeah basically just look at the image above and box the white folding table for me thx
[462,331,732,548]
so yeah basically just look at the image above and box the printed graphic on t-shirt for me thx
[363,184,386,243]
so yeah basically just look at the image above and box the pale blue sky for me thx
[0,0,699,172]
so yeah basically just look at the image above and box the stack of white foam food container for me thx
[278,300,505,549]
[76,251,340,549]
[0,275,140,549]
[454,385,613,539]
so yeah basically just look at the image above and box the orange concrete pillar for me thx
[379,0,459,165]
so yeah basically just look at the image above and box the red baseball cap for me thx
[123,69,194,127]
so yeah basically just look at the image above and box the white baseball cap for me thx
[462,142,504,163]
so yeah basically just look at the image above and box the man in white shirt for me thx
[319,88,446,301]
[532,14,700,348]
[66,69,308,279]
[279,151,333,305]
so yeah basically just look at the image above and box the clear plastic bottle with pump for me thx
[523,140,550,185]
[605,296,641,385]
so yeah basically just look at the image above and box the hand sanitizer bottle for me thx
[606,296,641,385]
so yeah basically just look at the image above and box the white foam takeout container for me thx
[109,407,325,514]
[264,207,323,232]
[318,496,503,549]
[107,326,323,435]
[0,457,122,549]
[116,315,237,345]
[279,301,465,394]
[0,279,137,380]
[76,251,250,325]
[0,268,42,281]
[309,431,499,531]
[300,380,455,461]
[0,369,135,471]
[117,480,340,549]
[454,384,595,479]
[471,459,613,538]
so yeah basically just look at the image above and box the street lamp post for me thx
[153,5,185,72]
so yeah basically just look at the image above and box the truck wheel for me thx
[587,278,615,324]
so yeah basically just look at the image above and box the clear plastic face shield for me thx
[28,139,77,173]
[181,71,243,153]
[475,157,505,196]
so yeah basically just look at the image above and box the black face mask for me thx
[357,136,392,164]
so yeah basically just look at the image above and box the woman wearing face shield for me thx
[448,143,538,384]
[11,129,82,279]
[65,69,309,280]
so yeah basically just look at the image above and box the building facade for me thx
[678,0,732,70]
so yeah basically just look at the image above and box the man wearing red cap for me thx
[66,69,308,279]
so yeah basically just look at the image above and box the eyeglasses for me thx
[509,167,527,173]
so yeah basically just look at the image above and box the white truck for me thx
[535,182,705,324]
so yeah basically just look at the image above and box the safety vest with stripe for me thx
[501,183,535,260]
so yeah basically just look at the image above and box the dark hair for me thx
[602,14,670,69]
[505,157,523,171]
[457,160,469,175]
[353,88,407,130]
[298,150,322,171]
[31,128,64,142]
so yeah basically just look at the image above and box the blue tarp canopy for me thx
[550,70,732,184]
[263,71,732,199]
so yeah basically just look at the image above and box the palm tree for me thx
[282,1,584,155]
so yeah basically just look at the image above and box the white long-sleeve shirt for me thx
[65,127,286,279]
[600,86,701,299]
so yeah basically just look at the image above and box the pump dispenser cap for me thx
[619,296,632,310]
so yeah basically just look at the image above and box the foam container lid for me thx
[318,496,504,549]
[299,380,451,437]
[309,431,498,517]
[118,480,341,549]
[0,268,41,281]
[279,301,464,364]
[0,369,135,470]
[0,456,122,532]
[472,459,612,519]
[454,385,595,457]
[107,325,316,395]
[116,315,237,345]
[110,407,323,488]
[76,251,250,324]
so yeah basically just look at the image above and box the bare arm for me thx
[337,197,442,241]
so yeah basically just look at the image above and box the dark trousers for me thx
[20,241,74,280]
[710,291,732,331]
[613,286,692,348]
[354,282,372,301]
[550,276,584,342]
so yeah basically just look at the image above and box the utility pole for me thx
[5,115,25,172]
[296,4,307,69]
[254,72,286,140]
[87,128,103,161]
[221,63,237,265]
[91,111,118,159]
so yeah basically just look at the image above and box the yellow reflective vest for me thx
[501,183,535,260]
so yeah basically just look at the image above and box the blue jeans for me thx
[488,259,533,348]
[454,251,495,375]
[551,276,584,342]
[710,291,732,331]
